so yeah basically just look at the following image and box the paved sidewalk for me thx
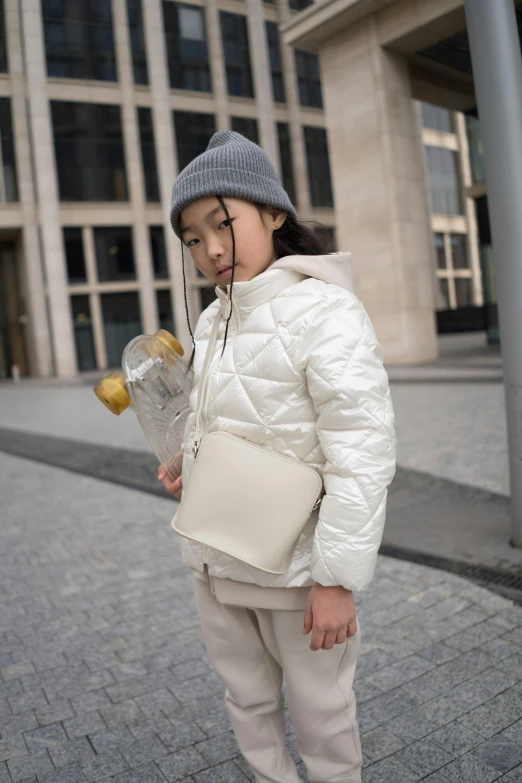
[2,451,522,782]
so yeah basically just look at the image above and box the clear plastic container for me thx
[93,329,194,481]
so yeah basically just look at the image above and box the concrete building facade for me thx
[0,0,337,377]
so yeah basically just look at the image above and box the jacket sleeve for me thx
[301,294,396,592]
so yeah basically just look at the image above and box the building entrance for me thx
[0,237,28,379]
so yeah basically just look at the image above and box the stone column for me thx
[319,17,438,363]
[5,0,52,376]
[277,2,311,215]
[113,0,158,336]
[245,0,279,171]
[20,0,77,376]
[205,0,229,130]
[142,0,198,350]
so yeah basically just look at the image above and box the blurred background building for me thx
[0,0,494,378]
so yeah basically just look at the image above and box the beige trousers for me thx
[193,573,362,783]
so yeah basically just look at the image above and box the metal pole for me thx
[464,0,522,547]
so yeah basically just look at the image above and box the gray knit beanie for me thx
[169,130,297,239]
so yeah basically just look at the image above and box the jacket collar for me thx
[215,268,305,320]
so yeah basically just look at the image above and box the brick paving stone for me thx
[393,737,454,777]
[79,749,130,782]
[105,682,147,705]
[134,688,179,718]
[441,753,503,782]
[7,749,54,780]
[194,732,240,766]
[472,738,522,775]
[63,711,107,740]
[37,763,89,782]
[193,760,251,782]
[362,756,421,782]
[35,700,76,727]
[429,719,485,757]
[99,699,143,728]
[48,737,97,768]
[156,746,208,781]
[502,766,522,782]
[70,690,112,714]
[0,761,10,783]
[121,736,170,768]
[113,763,168,782]
[503,721,522,747]
[0,733,27,762]
[87,725,135,755]
[24,722,68,753]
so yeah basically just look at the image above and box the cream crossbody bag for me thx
[171,309,324,574]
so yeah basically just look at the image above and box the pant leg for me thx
[193,576,301,783]
[256,609,362,783]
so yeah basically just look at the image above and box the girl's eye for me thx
[219,218,233,229]
[186,238,198,248]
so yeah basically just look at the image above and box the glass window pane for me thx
[466,114,485,184]
[51,101,128,202]
[450,233,469,269]
[455,277,472,307]
[230,117,259,144]
[126,0,148,84]
[138,107,160,202]
[163,1,212,92]
[421,102,454,133]
[425,146,463,215]
[276,122,296,207]
[303,125,334,208]
[64,228,86,282]
[156,289,174,334]
[0,98,18,201]
[438,277,450,310]
[294,50,323,109]
[173,110,216,170]
[434,232,446,269]
[101,292,142,367]
[289,0,314,8]
[150,226,168,279]
[41,0,117,81]
[71,295,96,370]
[265,21,285,103]
[220,12,254,98]
[94,227,136,282]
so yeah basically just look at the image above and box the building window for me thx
[0,99,18,202]
[173,110,216,170]
[425,146,463,215]
[438,278,450,310]
[454,277,472,307]
[276,122,296,207]
[289,0,314,9]
[126,0,148,85]
[157,289,174,334]
[466,114,485,184]
[41,0,117,81]
[101,292,142,367]
[150,226,168,279]
[295,50,323,109]
[231,117,259,144]
[220,12,254,98]
[421,102,454,133]
[434,232,446,269]
[94,227,136,282]
[51,101,128,202]
[0,0,7,73]
[71,295,96,371]
[64,228,86,283]
[163,2,211,92]
[137,107,160,202]
[303,126,333,208]
[265,21,285,103]
[450,233,468,269]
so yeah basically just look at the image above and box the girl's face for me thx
[180,197,287,289]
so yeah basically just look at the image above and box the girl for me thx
[158,130,396,783]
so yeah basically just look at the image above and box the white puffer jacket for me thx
[175,252,396,592]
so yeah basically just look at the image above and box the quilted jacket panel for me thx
[174,252,396,592]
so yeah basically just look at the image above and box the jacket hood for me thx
[269,251,355,294]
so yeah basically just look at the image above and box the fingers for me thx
[310,627,325,651]
[303,604,313,636]
[322,630,337,650]
[347,617,358,638]
[335,627,348,645]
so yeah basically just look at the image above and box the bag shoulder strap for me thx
[194,308,222,441]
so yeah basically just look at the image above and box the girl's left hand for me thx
[303,584,358,652]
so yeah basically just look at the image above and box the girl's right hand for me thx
[158,465,183,501]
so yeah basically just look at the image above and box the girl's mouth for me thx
[217,267,233,278]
